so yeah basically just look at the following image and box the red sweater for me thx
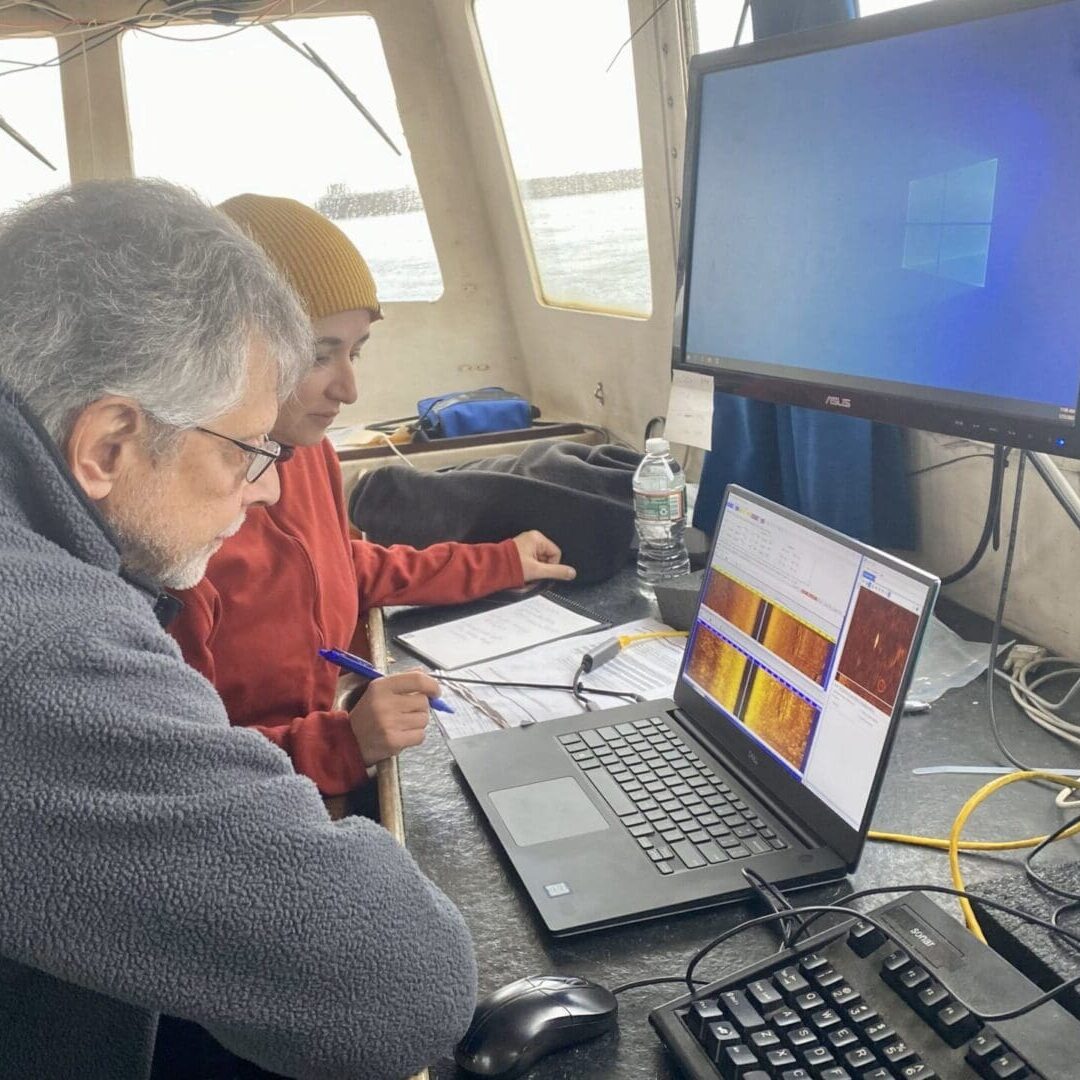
[169,440,523,795]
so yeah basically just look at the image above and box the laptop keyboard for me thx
[557,718,787,874]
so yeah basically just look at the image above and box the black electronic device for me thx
[449,485,939,935]
[454,973,618,1079]
[650,889,1080,1079]
[672,0,1080,459]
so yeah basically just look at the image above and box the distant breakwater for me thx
[315,168,643,219]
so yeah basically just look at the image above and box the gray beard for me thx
[100,448,249,589]
[106,487,246,590]
[112,523,219,590]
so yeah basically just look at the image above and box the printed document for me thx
[395,593,605,670]
[434,617,685,738]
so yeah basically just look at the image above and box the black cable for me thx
[643,415,666,442]
[1024,808,1080,944]
[684,881,1080,990]
[610,975,709,996]
[571,660,597,712]
[683,883,1080,1023]
[908,451,997,478]
[787,882,1080,955]
[986,452,1035,772]
[939,444,1007,586]
[791,885,1080,1022]
[437,673,641,703]
[742,866,802,949]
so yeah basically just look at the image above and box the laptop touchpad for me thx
[489,777,610,847]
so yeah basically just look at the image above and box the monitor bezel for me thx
[673,484,940,868]
[671,0,1080,460]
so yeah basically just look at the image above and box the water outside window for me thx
[0,36,69,210]
[122,15,442,302]
[474,0,652,316]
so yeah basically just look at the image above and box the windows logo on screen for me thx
[902,158,998,287]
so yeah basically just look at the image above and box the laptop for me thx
[448,484,939,936]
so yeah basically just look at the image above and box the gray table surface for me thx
[385,568,1078,1079]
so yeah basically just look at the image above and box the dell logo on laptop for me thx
[747,749,760,767]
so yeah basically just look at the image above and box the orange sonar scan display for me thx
[689,570,834,772]
[682,488,936,829]
[835,586,919,711]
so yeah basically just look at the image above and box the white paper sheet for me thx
[433,617,686,738]
[396,593,604,670]
[663,370,714,451]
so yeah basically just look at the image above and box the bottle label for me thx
[634,490,684,522]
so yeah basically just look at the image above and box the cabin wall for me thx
[908,433,1080,659]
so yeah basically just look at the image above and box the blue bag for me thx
[416,387,534,439]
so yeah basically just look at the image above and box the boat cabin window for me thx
[0,35,69,209]
[691,0,942,53]
[692,2,758,50]
[122,14,443,302]
[473,0,652,316]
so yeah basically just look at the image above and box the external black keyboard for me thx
[557,716,786,875]
[650,890,1080,1080]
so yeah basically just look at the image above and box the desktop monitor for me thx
[672,0,1080,460]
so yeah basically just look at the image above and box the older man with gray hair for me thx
[0,179,477,1079]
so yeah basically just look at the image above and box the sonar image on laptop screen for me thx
[681,490,930,830]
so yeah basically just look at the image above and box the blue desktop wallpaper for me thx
[685,2,1080,415]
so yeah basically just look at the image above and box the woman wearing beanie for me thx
[168,193,575,801]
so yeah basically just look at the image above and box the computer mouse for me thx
[454,973,618,1078]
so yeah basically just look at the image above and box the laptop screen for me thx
[679,487,936,832]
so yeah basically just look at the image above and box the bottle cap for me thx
[645,437,669,454]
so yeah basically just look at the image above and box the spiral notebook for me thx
[394,592,609,670]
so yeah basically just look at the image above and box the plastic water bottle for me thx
[633,437,690,584]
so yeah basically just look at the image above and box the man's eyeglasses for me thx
[194,427,295,483]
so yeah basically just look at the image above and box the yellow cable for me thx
[616,631,688,648]
[869,770,1080,943]
[949,771,1080,941]
[868,825,1080,852]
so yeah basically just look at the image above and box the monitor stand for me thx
[1028,450,1080,533]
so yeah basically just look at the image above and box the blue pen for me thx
[318,647,455,714]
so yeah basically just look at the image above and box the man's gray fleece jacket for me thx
[0,389,478,1079]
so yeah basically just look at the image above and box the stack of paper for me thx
[433,617,685,739]
[396,593,605,670]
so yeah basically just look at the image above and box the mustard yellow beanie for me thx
[217,193,381,322]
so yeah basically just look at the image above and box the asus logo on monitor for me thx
[825,394,852,409]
